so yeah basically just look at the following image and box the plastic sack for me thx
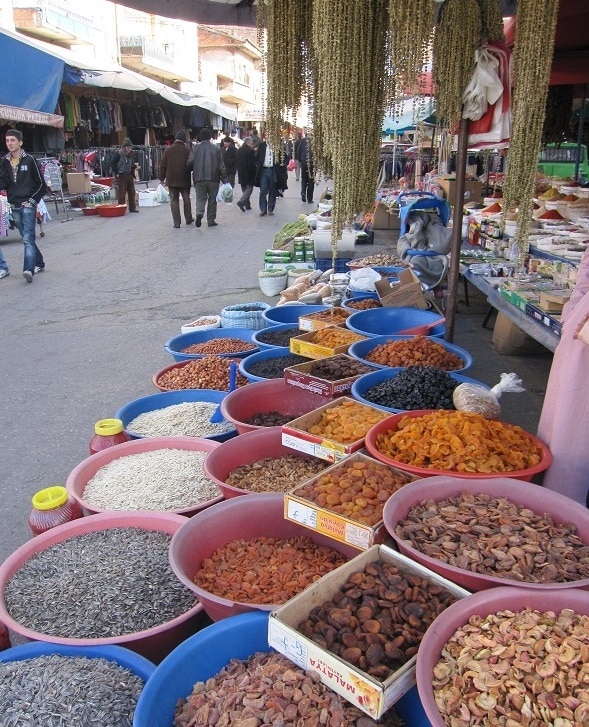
[453,372,525,418]
[155,183,170,203]
[348,267,382,293]
[287,159,296,171]
[216,183,233,203]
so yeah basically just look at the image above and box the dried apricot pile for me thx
[374,410,543,472]
[307,399,389,443]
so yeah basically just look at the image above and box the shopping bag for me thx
[216,182,233,203]
[155,183,170,203]
[287,159,296,171]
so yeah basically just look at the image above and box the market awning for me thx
[0,105,64,128]
[382,98,437,134]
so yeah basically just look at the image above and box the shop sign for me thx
[0,105,64,128]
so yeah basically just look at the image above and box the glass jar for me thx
[28,485,83,536]
[89,418,131,455]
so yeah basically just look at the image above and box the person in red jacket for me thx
[0,129,46,283]
[159,130,194,228]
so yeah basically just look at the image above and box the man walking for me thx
[159,130,194,228]
[110,138,139,213]
[0,129,46,282]
[255,137,281,216]
[235,137,256,212]
[187,128,227,228]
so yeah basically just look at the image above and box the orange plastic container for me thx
[28,485,83,536]
[89,419,131,455]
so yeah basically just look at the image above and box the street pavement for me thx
[0,174,552,565]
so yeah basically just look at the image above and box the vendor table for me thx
[461,268,560,352]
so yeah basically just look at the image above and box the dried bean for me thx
[362,366,458,410]
[433,608,589,725]
[157,356,248,391]
[365,336,464,370]
[294,458,412,525]
[174,652,404,726]
[245,353,308,378]
[297,560,458,680]
[395,491,589,583]
[194,536,346,604]
[255,327,305,347]
[226,454,327,492]
[181,338,256,355]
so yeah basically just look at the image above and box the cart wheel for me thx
[40,231,45,237]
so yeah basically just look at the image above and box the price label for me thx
[269,622,308,670]
[286,499,317,529]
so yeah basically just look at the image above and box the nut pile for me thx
[364,336,464,370]
[395,491,589,584]
[374,411,543,473]
[307,399,389,444]
[351,253,406,267]
[156,357,248,391]
[225,454,327,493]
[362,366,459,411]
[174,651,404,727]
[193,536,346,604]
[181,338,256,355]
[345,298,383,310]
[294,457,411,525]
[432,607,589,725]
[305,355,374,381]
[126,402,234,437]
[297,561,459,680]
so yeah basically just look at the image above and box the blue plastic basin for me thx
[346,307,445,338]
[351,368,490,413]
[252,323,302,351]
[262,304,329,326]
[164,328,258,362]
[132,611,432,727]
[238,348,307,383]
[115,389,237,442]
[348,335,472,373]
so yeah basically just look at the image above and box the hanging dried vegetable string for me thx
[387,0,433,121]
[502,0,559,270]
[311,0,389,251]
[433,0,482,130]
[478,0,505,43]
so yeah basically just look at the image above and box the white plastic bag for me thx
[216,183,233,203]
[155,183,169,203]
[453,372,525,418]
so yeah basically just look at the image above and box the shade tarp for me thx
[0,105,64,128]
[382,98,437,134]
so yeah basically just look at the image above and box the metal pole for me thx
[574,84,587,182]
[445,117,470,343]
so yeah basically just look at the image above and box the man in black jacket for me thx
[110,138,139,213]
[0,129,46,282]
[235,137,256,212]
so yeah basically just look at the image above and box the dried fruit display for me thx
[433,607,589,725]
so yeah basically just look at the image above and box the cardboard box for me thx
[268,545,470,719]
[538,290,570,313]
[524,303,562,337]
[284,354,376,398]
[438,178,482,205]
[374,269,428,309]
[282,396,389,462]
[290,329,367,359]
[138,190,159,207]
[285,453,415,550]
[372,202,390,230]
[491,311,549,354]
[298,307,350,332]
[264,262,316,271]
[66,172,92,194]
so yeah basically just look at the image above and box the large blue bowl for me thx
[238,348,307,383]
[164,328,258,362]
[262,303,329,326]
[351,367,490,414]
[348,335,472,373]
[132,611,432,727]
[114,390,237,442]
[346,307,445,338]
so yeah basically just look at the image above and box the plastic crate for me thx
[314,258,352,273]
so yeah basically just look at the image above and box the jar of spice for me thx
[28,485,84,536]
[89,418,131,455]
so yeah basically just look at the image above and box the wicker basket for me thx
[258,270,288,297]
[220,302,271,330]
